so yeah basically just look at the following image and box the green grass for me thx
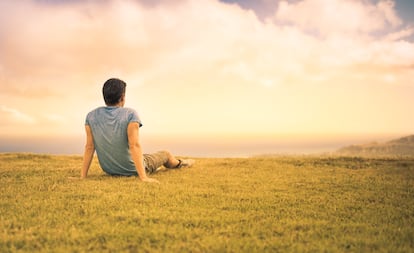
[1,153,413,252]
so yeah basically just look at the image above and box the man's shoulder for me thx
[86,106,140,118]
[122,107,142,126]
[86,106,104,116]
[119,107,140,118]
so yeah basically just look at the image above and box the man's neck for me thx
[107,102,124,108]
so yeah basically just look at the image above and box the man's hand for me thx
[140,177,160,184]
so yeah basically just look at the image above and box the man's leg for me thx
[143,150,194,174]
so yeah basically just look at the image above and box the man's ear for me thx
[120,94,125,103]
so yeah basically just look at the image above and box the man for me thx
[81,78,194,183]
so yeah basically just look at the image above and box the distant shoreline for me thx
[0,133,407,158]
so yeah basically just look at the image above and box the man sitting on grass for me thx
[81,78,194,183]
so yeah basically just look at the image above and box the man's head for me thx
[102,78,126,106]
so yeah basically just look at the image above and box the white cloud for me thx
[377,0,402,27]
[274,0,402,36]
[385,26,414,41]
[0,105,36,125]
[369,40,414,66]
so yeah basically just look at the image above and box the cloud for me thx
[0,0,413,137]
[385,26,414,41]
[0,105,36,125]
[1,0,412,89]
[274,0,402,36]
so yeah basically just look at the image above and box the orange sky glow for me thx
[0,0,413,155]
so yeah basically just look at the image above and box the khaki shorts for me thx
[143,151,170,174]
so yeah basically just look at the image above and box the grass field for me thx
[0,153,413,252]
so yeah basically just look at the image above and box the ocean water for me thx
[0,133,402,157]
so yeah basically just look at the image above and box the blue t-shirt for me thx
[85,106,143,176]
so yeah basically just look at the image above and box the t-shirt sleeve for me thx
[128,109,143,127]
[85,112,90,126]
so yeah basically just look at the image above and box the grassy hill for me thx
[336,135,414,157]
[0,153,414,252]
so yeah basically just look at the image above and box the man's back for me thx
[85,106,142,175]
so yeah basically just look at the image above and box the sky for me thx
[0,0,413,156]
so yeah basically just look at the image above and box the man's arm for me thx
[127,122,159,183]
[81,125,95,179]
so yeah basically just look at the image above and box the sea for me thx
[0,133,403,158]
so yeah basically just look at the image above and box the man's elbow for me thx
[85,143,95,152]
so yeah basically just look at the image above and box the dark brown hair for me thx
[102,78,126,106]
